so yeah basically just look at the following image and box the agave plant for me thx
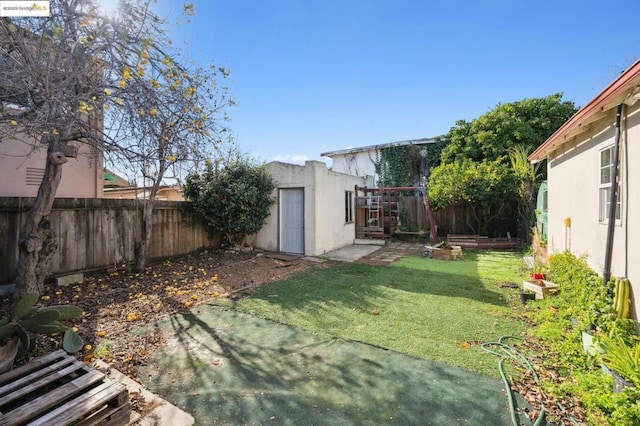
[0,293,84,354]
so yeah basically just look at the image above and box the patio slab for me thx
[320,244,384,262]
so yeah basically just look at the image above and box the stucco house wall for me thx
[321,138,437,183]
[0,23,105,199]
[530,59,640,322]
[545,105,639,320]
[0,136,103,198]
[249,160,368,256]
[328,150,378,178]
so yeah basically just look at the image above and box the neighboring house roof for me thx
[320,137,439,157]
[529,59,640,163]
[103,169,131,188]
[102,185,184,201]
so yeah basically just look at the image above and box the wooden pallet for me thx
[0,350,130,426]
[446,234,521,250]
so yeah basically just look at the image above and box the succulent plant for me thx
[0,293,84,354]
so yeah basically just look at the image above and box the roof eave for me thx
[321,137,440,157]
[528,59,640,163]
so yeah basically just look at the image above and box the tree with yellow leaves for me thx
[105,45,232,270]
[0,0,232,295]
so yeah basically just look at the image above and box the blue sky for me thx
[152,0,639,165]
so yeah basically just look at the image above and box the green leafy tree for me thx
[439,94,577,164]
[428,94,576,237]
[428,160,516,235]
[183,158,277,246]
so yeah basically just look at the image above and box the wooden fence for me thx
[398,196,517,238]
[0,197,217,284]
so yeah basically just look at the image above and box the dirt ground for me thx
[0,248,327,378]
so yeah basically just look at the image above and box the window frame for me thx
[345,190,354,224]
[598,145,621,224]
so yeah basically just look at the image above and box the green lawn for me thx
[218,250,525,377]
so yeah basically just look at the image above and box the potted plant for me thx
[519,291,536,305]
[529,259,547,281]
[0,293,84,373]
[598,334,639,392]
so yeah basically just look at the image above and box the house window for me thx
[599,146,621,223]
[345,191,354,223]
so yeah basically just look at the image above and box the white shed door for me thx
[280,188,304,254]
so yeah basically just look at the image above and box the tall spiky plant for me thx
[509,145,541,242]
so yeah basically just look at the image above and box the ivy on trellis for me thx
[374,145,425,187]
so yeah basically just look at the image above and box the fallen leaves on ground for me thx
[0,249,323,380]
[511,339,587,425]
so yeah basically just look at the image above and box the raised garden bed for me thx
[447,234,521,250]
[432,245,463,260]
[522,279,559,300]
[424,244,463,260]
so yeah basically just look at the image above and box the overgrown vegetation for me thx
[509,145,542,241]
[523,252,639,424]
[427,159,516,235]
[183,158,276,246]
[374,145,426,187]
[427,94,577,238]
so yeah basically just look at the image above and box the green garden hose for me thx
[481,336,546,426]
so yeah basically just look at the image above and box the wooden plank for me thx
[0,350,131,426]
[446,234,521,250]
[74,396,131,426]
[0,350,66,385]
[0,357,79,402]
[0,360,88,407]
[101,406,131,426]
[75,208,89,270]
[1,370,105,425]
[26,380,128,426]
[0,211,19,283]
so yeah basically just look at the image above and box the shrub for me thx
[545,252,634,336]
[523,251,639,424]
[183,159,276,245]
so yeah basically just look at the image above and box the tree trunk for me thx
[135,177,161,271]
[15,138,65,297]
[422,191,438,244]
[466,205,479,235]
[135,200,153,271]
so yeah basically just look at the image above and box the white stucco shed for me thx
[248,160,372,256]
